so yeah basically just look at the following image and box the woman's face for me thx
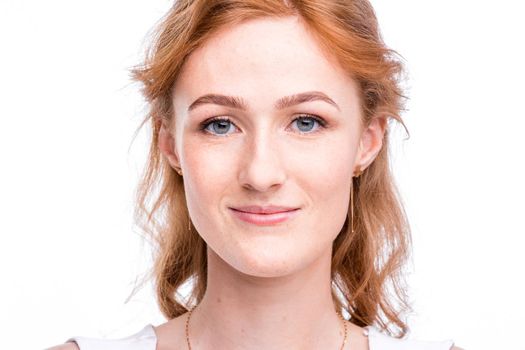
[162,16,384,278]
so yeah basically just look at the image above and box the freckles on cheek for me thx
[193,146,236,175]
[184,145,236,196]
[318,166,351,199]
[296,140,353,184]
[310,150,353,202]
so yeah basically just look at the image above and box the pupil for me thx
[298,118,314,132]
[213,120,229,134]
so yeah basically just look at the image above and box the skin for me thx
[48,15,463,350]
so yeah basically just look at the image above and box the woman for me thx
[50,0,461,349]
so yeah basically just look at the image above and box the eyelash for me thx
[199,114,327,136]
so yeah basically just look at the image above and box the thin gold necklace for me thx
[185,305,348,349]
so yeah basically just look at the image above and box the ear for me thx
[354,116,388,172]
[158,122,182,171]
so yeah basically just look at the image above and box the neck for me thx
[188,248,346,350]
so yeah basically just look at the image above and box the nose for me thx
[238,129,287,192]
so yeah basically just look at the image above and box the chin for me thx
[237,261,295,278]
[227,246,309,278]
[206,227,332,279]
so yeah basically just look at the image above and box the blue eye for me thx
[291,115,325,133]
[201,117,237,136]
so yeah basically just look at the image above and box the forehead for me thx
[173,16,359,110]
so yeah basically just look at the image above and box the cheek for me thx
[291,132,355,190]
[181,138,237,238]
[292,134,355,234]
[315,166,353,235]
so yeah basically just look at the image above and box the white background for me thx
[1,1,524,349]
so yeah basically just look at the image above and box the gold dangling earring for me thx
[350,185,354,234]
[351,168,362,234]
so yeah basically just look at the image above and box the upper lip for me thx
[230,205,300,214]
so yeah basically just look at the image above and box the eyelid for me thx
[294,114,327,127]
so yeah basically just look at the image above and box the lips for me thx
[231,205,299,214]
[229,205,300,225]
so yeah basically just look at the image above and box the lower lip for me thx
[229,208,300,226]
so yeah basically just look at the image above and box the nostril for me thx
[238,164,287,193]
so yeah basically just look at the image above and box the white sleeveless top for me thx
[66,324,455,350]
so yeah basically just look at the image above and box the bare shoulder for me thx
[451,347,464,350]
[45,342,80,350]
[154,314,188,350]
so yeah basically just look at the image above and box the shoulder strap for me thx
[65,325,157,350]
[366,326,455,350]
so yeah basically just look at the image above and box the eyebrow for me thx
[187,91,340,112]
